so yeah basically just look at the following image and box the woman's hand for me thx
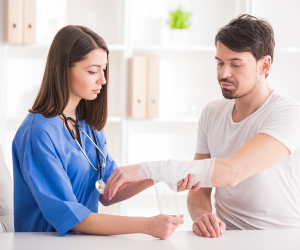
[146,214,184,240]
[105,165,202,200]
[104,164,142,200]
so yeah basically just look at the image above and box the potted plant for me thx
[167,6,192,46]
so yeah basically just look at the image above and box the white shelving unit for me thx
[1,0,300,231]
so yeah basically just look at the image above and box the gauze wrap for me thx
[139,158,215,216]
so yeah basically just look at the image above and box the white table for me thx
[1,230,299,250]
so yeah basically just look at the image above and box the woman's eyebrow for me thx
[86,63,107,68]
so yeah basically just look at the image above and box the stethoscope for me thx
[61,113,106,194]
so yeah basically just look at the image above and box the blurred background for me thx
[0,0,300,231]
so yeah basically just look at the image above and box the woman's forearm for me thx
[71,213,149,235]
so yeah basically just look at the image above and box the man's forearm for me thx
[187,188,212,222]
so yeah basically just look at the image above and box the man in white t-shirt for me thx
[187,14,300,238]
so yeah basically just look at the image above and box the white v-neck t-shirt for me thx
[196,90,300,230]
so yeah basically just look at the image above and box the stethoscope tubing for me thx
[61,113,106,176]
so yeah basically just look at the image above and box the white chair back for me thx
[0,144,14,232]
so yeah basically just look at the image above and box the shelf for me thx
[6,115,122,124]
[133,44,216,52]
[133,45,300,53]
[7,43,125,51]
[107,116,122,122]
[129,117,199,123]
[107,44,125,51]
[275,47,300,53]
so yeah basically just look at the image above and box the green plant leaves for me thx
[167,6,192,29]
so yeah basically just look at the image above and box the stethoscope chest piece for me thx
[95,179,106,194]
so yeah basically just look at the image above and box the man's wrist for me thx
[192,210,211,222]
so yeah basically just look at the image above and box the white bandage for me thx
[139,158,215,216]
[139,158,215,188]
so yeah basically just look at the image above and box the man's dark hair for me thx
[215,14,275,78]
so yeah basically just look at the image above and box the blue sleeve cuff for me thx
[55,205,92,236]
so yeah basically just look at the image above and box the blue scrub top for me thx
[12,113,117,236]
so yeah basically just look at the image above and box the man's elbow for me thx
[223,158,241,187]
[226,177,240,187]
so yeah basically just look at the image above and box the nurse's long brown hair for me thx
[29,25,109,131]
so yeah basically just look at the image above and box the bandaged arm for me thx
[140,133,291,188]
[140,158,215,188]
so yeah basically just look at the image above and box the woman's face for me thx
[69,48,108,101]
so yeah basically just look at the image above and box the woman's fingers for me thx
[170,215,184,225]
[104,170,120,199]
[109,176,125,200]
[117,182,130,192]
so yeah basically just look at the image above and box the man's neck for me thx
[232,80,273,123]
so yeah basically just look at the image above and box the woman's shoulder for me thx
[23,113,59,132]
[13,113,62,157]
[15,113,61,141]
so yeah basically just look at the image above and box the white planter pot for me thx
[169,29,189,46]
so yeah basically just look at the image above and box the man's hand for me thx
[177,174,202,192]
[192,213,226,238]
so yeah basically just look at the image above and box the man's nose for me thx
[219,64,232,79]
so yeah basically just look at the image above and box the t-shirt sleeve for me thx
[21,129,92,236]
[259,104,300,154]
[195,104,210,154]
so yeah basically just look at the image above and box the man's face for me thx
[215,42,259,99]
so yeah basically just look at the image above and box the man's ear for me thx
[259,55,271,76]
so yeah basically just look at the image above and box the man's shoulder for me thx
[271,91,300,107]
[266,91,300,117]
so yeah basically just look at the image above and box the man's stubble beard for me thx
[221,75,258,100]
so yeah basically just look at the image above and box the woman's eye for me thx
[88,71,97,75]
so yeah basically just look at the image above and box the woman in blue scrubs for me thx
[12,25,199,239]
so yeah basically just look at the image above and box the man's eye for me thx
[232,65,241,68]
[217,62,224,66]
[88,71,97,75]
